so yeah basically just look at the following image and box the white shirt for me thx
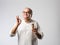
[10,19,43,45]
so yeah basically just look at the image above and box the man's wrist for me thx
[16,23,19,27]
[35,31,38,34]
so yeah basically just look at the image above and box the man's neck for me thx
[24,18,32,23]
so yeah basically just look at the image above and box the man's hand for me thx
[32,24,38,34]
[32,24,43,39]
[16,16,21,26]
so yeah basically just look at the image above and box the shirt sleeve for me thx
[37,22,44,38]
[9,30,15,37]
[9,27,18,37]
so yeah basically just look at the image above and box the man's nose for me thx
[25,13,27,15]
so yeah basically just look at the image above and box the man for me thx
[10,7,43,45]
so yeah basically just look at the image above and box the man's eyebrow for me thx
[23,11,30,12]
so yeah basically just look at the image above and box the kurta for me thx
[10,19,43,45]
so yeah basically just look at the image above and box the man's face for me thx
[22,8,32,19]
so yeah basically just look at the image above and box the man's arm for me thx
[10,16,21,37]
[35,31,43,39]
[10,23,19,37]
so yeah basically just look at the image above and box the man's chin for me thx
[24,17,30,19]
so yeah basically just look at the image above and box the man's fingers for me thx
[16,16,21,23]
[32,24,37,29]
[32,24,38,32]
[16,16,19,20]
[32,24,34,29]
[19,18,21,23]
[16,16,21,22]
[32,29,36,32]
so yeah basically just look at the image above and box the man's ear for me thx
[30,14,32,17]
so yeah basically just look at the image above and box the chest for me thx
[18,23,32,34]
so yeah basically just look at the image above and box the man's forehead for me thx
[23,8,30,12]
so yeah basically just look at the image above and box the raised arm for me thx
[10,16,21,37]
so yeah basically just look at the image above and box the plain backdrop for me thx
[0,0,60,45]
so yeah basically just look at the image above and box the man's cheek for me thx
[23,15,28,18]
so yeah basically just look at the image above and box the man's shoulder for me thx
[31,19,39,27]
[31,19,38,24]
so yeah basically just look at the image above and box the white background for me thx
[0,0,60,45]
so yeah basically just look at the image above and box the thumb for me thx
[16,16,19,20]
[32,24,34,29]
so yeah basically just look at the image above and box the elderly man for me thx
[10,7,43,45]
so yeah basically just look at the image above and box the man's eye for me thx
[23,11,30,13]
